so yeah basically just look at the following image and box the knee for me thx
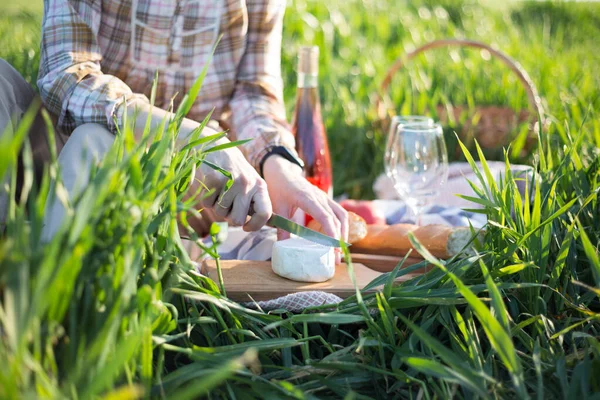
[63,123,115,162]
[0,74,14,102]
[0,58,13,72]
[70,123,115,150]
[0,58,34,108]
[0,58,20,82]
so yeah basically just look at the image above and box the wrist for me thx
[259,146,304,178]
[263,154,303,182]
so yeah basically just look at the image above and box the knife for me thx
[267,213,350,248]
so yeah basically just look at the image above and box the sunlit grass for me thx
[280,0,600,197]
[0,0,599,398]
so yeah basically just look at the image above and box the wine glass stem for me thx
[410,200,427,226]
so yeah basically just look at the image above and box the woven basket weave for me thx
[373,39,546,156]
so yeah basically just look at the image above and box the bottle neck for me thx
[297,72,318,89]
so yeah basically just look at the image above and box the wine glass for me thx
[384,116,434,179]
[388,123,449,225]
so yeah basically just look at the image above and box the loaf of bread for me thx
[307,212,481,260]
[352,224,483,259]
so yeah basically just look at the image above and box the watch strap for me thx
[259,146,305,178]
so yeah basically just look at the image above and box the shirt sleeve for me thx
[38,0,149,135]
[228,0,298,172]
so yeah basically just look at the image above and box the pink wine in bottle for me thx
[291,46,333,223]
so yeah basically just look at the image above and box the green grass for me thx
[1,0,600,398]
[280,0,600,197]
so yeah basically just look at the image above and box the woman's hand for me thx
[198,142,272,232]
[262,155,348,261]
[124,103,272,232]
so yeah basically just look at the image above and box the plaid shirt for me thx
[38,0,297,171]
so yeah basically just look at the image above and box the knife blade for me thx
[267,213,350,248]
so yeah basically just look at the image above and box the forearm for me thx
[123,100,225,148]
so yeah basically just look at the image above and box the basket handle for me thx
[374,38,544,128]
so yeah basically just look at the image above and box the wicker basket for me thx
[373,39,546,157]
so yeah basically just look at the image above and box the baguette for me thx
[352,224,483,259]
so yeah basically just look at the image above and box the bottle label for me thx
[297,73,318,88]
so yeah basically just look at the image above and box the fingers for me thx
[199,176,220,209]
[213,182,238,219]
[196,148,272,232]
[329,199,349,243]
[334,249,342,265]
[298,191,341,240]
[210,178,272,231]
[293,188,347,264]
[243,181,272,232]
[228,189,251,227]
[277,226,290,241]
[328,200,348,265]
[214,196,233,219]
[298,194,341,238]
[274,206,296,241]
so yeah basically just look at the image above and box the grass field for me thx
[1,0,599,399]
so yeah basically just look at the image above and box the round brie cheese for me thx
[271,238,335,282]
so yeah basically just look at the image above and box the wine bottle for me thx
[291,46,333,201]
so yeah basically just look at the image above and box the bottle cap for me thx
[298,46,319,75]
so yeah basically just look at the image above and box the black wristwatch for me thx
[259,146,305,177]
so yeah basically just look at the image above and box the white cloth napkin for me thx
[374,161,531,207]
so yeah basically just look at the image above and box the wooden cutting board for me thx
[348,253,432,274]
[201,260,420,302]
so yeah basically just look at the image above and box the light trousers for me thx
[0,58,114,239]
[0,58,214,242]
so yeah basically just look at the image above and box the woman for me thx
[0,0,348,247]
